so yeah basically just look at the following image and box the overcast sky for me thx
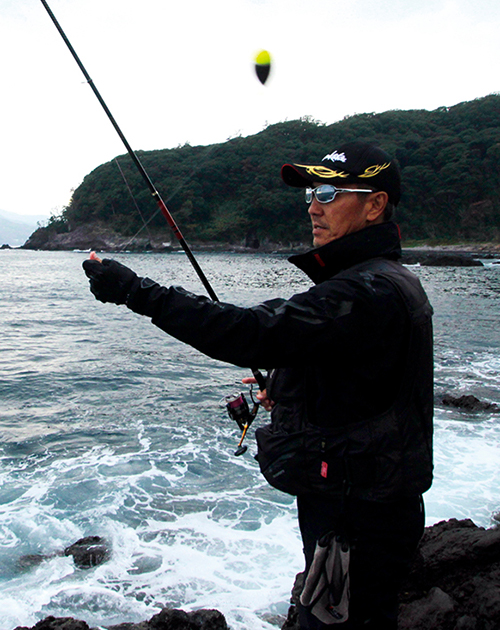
[2,0,499,218]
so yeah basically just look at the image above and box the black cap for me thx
[281,141,401,206]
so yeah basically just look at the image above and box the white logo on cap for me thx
[323,151,347,163]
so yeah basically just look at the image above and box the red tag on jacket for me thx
[321,461,328,478]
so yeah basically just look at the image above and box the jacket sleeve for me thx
[125,274,404,369]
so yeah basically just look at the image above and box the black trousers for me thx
[296,493,424,630]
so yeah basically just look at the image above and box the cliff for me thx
[21,222,170,252]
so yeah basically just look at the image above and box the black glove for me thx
[82,258,140,305]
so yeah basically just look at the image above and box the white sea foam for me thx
[425,411,500,527]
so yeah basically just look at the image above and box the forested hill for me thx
[38,94,500,247]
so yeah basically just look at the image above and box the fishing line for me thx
[113,140,219,252]
[113,158,153,243]
[40,0,267,449]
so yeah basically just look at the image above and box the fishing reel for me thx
[225,389,260,457]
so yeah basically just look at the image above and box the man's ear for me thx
[366,191,389,222]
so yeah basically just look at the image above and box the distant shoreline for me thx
[402,241,500,256]
[5,233,500,261]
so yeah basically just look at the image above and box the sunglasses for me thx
[305,184,374,204]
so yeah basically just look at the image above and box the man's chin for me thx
[312,228,332,248]
[313,235,328,248]
[312,233,324,248]
[313,230,343,247]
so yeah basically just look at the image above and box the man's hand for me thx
[82,257,139,305]
[242,376,275,411]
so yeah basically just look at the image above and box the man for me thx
[83,141,433,629]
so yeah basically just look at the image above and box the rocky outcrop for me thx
[401,250,484,267]
[13,608,228,630]
[12,519,500,630]
[22,223,169,252]
[20,223,280,253]
[64,536,111,568]
[18,536,110,571]
[442,394,500,413]
[398,519,500,630]
[282,518,500,630]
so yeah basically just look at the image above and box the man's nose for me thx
[308,198,323,216]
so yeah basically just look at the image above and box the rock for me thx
[14,609,228,630]
[17,536,110,572]
[20,221,193,253]
[22,223,133,252]
[14,617,90,630]
[148,608,228,629]
[400,519,500,629]
[399,587,456,630]
[442,394,499,412]
[1,243,12,249]
[401,251,483,267]
[455,615,478,630]
[64,536,110,568]
[106,623,149,630]
[17,553,53,570]
[260,612,287,627]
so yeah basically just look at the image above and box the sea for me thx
[1,249,499,630]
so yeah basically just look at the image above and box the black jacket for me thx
[129,223,411,419]
[127,222,433,499]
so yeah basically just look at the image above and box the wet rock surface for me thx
[17,536,110,571]
[64,536,111,568]
[442,394,500,413]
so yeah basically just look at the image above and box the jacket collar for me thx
[289,222,402,284]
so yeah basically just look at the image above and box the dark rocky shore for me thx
[283,518,500,630]
[13,517,500,630]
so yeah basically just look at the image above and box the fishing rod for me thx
[40,0,215,301]
[40,0,266,452]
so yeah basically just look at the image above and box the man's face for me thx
[307,183,384,247]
